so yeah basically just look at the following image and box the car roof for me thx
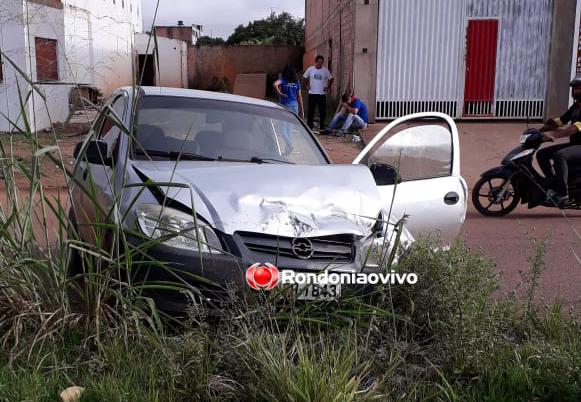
[121,86,285,110]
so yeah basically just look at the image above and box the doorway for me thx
[137,54,156,86]
[463,19,499,117]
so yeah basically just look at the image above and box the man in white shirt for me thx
[302,55,334,130]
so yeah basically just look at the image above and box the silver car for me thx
[69,87,466,311]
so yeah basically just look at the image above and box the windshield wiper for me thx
[249,156,294,164]
[213,155,293,164]
[136,149,215,161]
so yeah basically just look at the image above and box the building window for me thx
[0,54,3,82]
[35,37,58,81]
[122,0,125,8]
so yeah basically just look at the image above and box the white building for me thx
[192,24,203,44]
[0,0,142,133]
[134,33,188,89]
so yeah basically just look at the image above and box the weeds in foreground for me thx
[1,226,580,401]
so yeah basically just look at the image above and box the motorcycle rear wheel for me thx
[472,175,520,217]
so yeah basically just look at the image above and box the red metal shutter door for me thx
[35,37,58,81]
[463,19,498,116]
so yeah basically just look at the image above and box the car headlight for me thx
[136,203,223,253]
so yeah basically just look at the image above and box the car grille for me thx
[237,232,355,263]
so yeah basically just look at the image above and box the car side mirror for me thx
[75,140,113,167]
[370,163,399,185]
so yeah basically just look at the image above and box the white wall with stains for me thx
[0,0,143,133]
[0,0,29,133]
[0,0,69,132]
[135,33,188,89]
[64,0,143,95]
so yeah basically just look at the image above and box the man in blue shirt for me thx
[324,94,368,135]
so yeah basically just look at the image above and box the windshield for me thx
[132,95,328,164]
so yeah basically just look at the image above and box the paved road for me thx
[327,122,581,310]
[459,122,581,310]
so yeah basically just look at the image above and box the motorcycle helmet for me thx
[570,76,581,101]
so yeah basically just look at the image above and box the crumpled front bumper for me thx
[127,235,382,313]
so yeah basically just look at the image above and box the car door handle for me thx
[444,192,460,205]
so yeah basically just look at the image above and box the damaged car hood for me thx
[131,161,384,238]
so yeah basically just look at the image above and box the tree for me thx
[196,36,225,46]
[226,12,304,46]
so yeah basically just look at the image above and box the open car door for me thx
[353,112,467,244]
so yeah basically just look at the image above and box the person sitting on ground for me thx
[323,94,368,136]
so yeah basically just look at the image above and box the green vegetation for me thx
[226,12,304,46]
[196,36,226,46]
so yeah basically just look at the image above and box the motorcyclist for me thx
[537,76,581,207]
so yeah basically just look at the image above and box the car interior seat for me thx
[219,128,256,159]
[191,130,224,158]
[135,124,166,153]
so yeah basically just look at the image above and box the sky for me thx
[140,0,305,39]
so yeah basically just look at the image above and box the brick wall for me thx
[155,26,193,45]
[189,45,304,94]
[304,0,355,100]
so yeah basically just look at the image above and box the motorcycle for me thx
[472,128,581,216]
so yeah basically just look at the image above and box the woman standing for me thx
[273,65,304,155]
[274,64,304,119]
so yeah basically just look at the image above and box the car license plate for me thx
[287,283,341,300]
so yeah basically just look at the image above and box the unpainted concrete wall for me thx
[546,0,577,118]
[304,0,355,101]
[189,45,303,94]
[353,0,378,122]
